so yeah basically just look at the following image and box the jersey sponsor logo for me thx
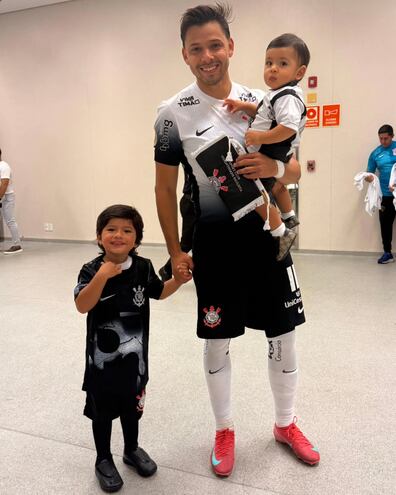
[100,294,116,301]
[159,119,174,152]
[133,285,145,307]
[196,125,214,136]
[203,305,222,328]
[239,91,258,103]
[284,292,302,309]
[177,95,200,107]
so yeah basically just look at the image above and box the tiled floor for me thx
[1,241,395,494]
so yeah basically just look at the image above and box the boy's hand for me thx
[98,261,122,279]
[175,262,191,283]
[364,175,374,183]
[245,129,264,147]
[223,98,242,113]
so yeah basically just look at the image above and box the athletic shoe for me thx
[3,245,23,255]
[377,252,394,264]
[211,428,235,477]
[284,215,300,230]
[276,228,297,261]
[273,419,320,465]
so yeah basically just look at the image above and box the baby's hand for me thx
[389,185,395,192]
[245,129,263,147]
[223,98,242,113]
[99,261,122,279]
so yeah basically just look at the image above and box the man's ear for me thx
[228,37,234,58]
[182,47,189,65]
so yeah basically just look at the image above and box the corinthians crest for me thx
[133,285,145,307]
[208,169,228,193]
[203,305,222,328]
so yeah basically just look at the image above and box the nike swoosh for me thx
[196,125,214,136]
[100,294,116,301]
[208,366,225,375]
[297,306,304,314]
[211,450,221,466]
[283,369,297,374]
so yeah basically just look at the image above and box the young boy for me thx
[74,204,188,493]
[224,33,310,260]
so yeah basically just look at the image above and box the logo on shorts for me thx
[133,285,145,307]
[208,169,228,193]
[203,306,222,328]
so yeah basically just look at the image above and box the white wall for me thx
[0,0,395,250]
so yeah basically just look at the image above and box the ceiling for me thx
[0,0,75,14]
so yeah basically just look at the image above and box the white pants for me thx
[1,193,21,245]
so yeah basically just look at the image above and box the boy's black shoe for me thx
[123,447,157,477]
[95,458,123,492]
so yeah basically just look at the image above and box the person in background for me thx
[366,124,396,264]
[0,149,23,254]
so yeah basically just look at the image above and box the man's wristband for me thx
[274,160,285,179]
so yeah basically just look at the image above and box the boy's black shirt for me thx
[75,254,163,399]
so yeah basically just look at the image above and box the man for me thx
[0,149,23,254]
[366,124,396,264]
[154,4,319,477]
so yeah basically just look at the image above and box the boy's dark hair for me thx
[180,3,232,45]
[378,124,394,135]
[96,204,144,255]
[267,33,310,67]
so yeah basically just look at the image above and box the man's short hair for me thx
[267,33,310,67]
[180,3,232,45]
[378,124,394,135]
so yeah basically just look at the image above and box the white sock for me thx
[267,330,298,427]
[271,223,286,238]
[281,210,295,220]
[203,339,234,431]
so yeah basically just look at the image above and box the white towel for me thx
[353,171,382,216]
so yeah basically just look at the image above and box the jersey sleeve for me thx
[273,95,305,133]
[367,150,377,173]
[74,263,97,300]
[154,103,184,166]
[146,260,164,300]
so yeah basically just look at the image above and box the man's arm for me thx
[0,178,9,199]
[235,153,301,184]
[155,163,193,282]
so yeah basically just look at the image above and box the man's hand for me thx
[171,252,193,283]
[235,152,277,180]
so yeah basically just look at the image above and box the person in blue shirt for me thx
[366,124,396,264]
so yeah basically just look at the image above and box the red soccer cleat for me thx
[274,418,320,465]
[211,428,235,477]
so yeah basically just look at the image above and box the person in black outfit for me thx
[74,204,187,492]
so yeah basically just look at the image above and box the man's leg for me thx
[204,338,235,477]
[267,330,320,465]
[379,196,395,255]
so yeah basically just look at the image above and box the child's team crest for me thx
[133,285,145,307]
[208,169,228,193]
[203,306,222,328]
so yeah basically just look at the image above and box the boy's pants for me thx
[1,193,21,244]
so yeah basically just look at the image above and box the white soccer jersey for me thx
[0,161,14,194]
[154,82,263,222]
[248,85,306,156]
